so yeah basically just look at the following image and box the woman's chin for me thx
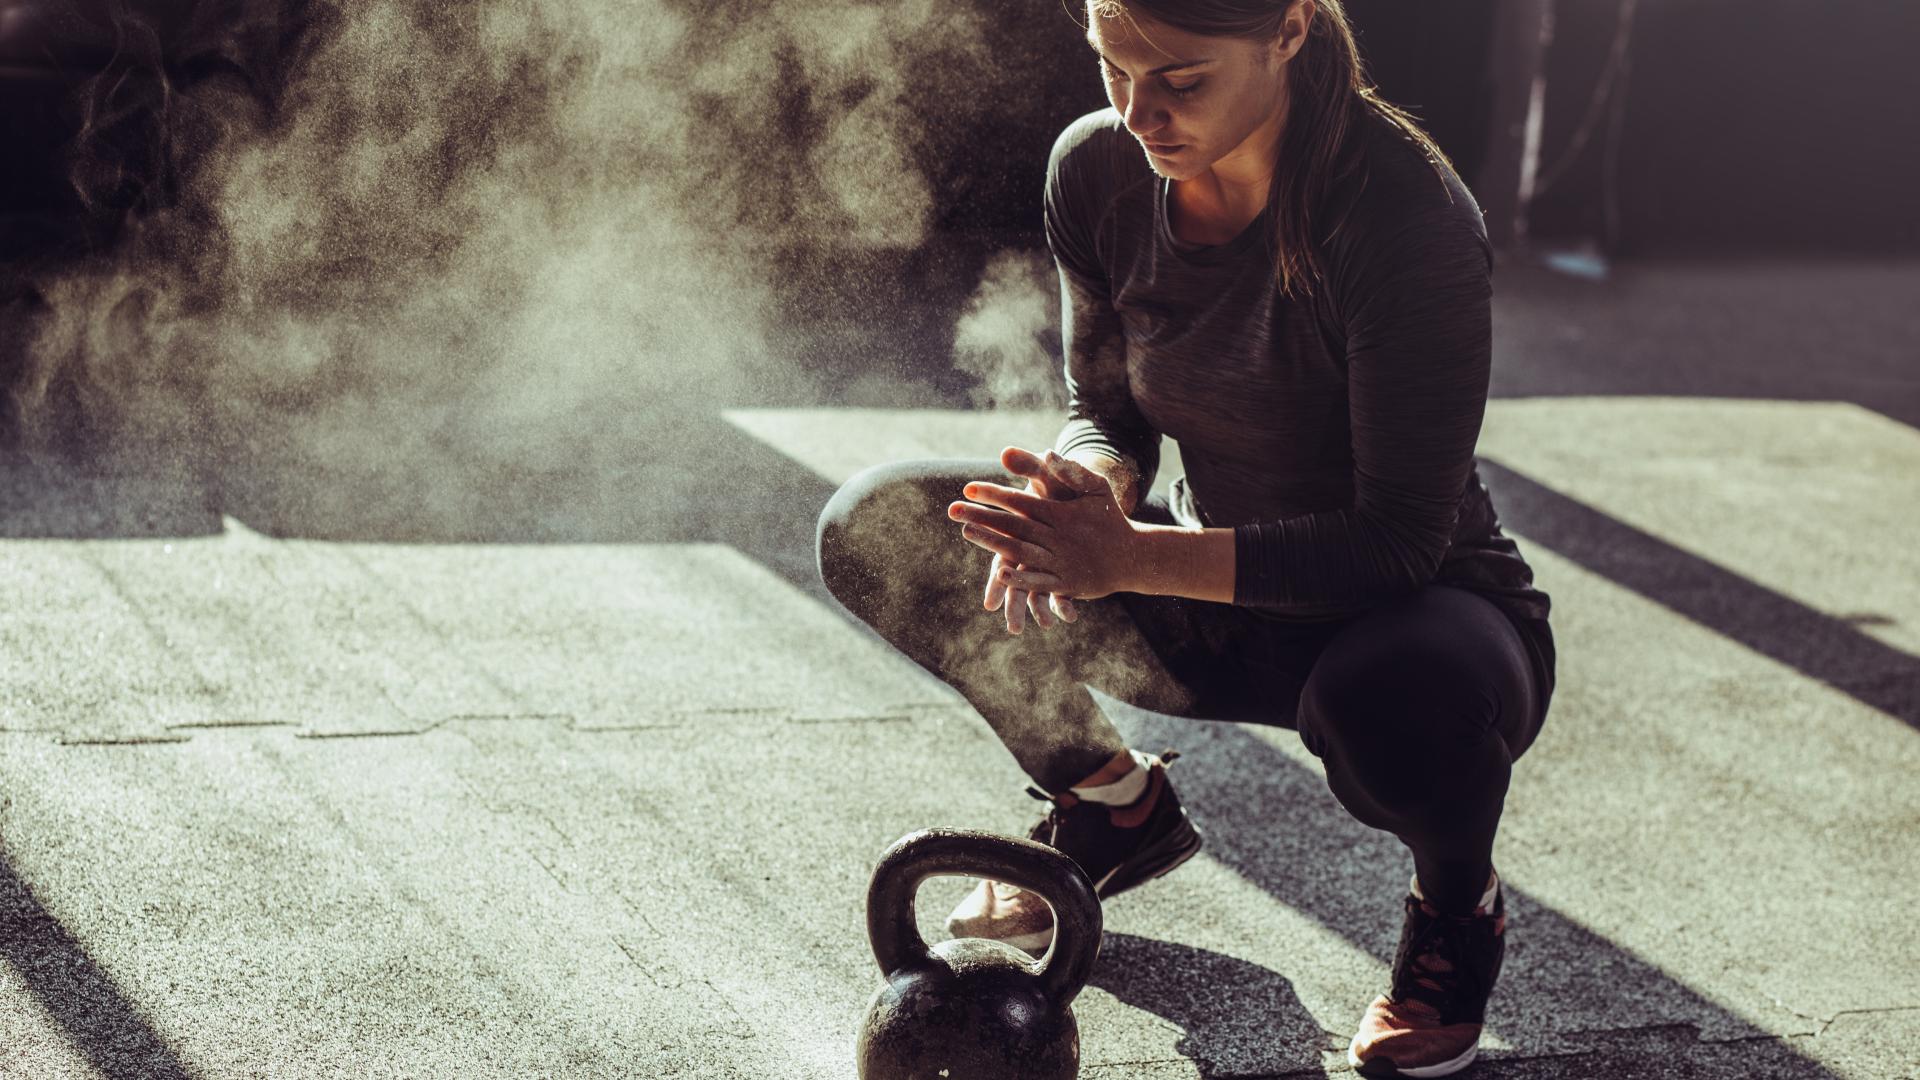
[1139,144,1209,180]
[1148,156,1206,182]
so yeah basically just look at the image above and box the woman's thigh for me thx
[1292,584,1545,765]
[817,456,1270,722]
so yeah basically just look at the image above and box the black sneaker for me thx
[1348,873,1508,1077]
[944,749,1203,953]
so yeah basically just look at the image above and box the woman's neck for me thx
[1170,93,1291,245]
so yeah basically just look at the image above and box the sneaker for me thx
[943,749,1203,954]
[1347,872,1507,1078]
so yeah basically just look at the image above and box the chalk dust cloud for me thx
[952,250,1067,412]
[8,0,1073,540]
[13,0,1100,784]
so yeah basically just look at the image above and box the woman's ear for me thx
[1271,0,1315,66]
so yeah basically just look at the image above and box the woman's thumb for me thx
[1044,450,1109,494]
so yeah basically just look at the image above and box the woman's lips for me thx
[1144,142,1185,156]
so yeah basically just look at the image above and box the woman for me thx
[817,2,1555,1075]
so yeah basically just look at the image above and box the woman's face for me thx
[1085,2,1308,182]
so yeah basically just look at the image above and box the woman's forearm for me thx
[1060,450,1235,603]
[1129,523,1237,604]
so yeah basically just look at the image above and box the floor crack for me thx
[1800,1003,1920,1039]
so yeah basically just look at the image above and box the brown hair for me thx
[1084,0,1457,299]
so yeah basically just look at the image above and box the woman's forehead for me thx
[1085,4,1231,64]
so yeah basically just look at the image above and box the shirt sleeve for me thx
[1044,119,1160,493]
[1231,200,1493,615]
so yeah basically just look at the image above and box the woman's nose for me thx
[1121,94,1165,138]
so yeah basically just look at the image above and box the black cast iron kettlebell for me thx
[856,828,1102,1080]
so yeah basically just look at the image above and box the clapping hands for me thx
[948,447,1142,633]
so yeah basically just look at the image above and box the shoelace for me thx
[1390,896,1494,1022]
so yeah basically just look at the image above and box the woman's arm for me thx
[1042,116,1162,520]
[1229,208,1495,615]
[1051,265,1160,516]
[1129,523,1237,603]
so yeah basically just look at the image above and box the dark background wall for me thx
[931,0,1920,256]
[1526,0,1920,254]
[4,0,1917,256]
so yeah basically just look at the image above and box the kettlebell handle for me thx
[867,828,1102,1008]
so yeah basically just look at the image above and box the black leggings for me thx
[816,457,1554,915]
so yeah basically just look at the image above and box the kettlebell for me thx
[856,828,1102,1080]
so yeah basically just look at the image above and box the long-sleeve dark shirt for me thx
[1044,107,1554,694]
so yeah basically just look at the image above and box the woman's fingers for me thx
[1002,446,1108,497]
[987,557,1069,634]
[950,500,1049,547]
[1026,587,1053,630]
[958,483,1053,523]
[1050,593,1078,622]
[1002,564,1066,592]
[1001,446,1049,478]
[984,552,1009,612]
[1005,585,1028,634]
[959,524,1050,567]
[1042,449,1111,495]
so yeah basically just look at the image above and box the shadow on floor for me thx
[1479,457,1920,733]
[1089,931,1335,1076]
[0,849,198,1079]
[0,402,846,609]
[1105,708,1846,1079]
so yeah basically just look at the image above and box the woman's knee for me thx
[816,458,991,616]
[1296,629,1504,791]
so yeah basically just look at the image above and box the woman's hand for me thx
[950,449,1144,604]
[986,551,1076,633]
[983,449,1082,634]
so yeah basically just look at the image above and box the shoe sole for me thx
[965,809,1205,955]
[1347,1040,1479,1078]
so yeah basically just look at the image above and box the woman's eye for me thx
[1099,60,1197,99]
